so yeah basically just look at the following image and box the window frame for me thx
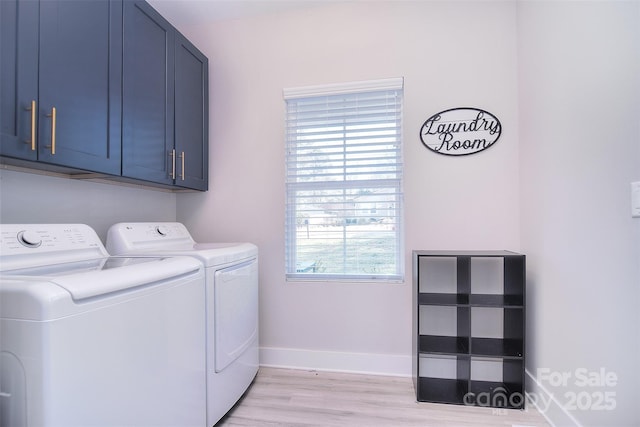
[283,78,404,283]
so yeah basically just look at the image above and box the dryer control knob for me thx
[17,230,42,248]
[156,226,169,236]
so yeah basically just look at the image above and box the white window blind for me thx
[284,78,404,281]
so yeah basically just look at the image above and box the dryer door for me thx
[214,258,258,372]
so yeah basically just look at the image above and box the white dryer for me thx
[106,222,259,426]
[0,224,206,427]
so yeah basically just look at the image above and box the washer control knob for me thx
[17,230,42,248]
[156,225,169,236]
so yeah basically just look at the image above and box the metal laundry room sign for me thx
[419,107,502,156]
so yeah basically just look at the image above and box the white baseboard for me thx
[259,346,412,377]
[525,369,582,427]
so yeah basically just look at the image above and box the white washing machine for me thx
[0,224,206,427]
[106,222,259,426]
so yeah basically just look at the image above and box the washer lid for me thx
[2,256,202,301]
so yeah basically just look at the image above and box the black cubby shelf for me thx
[412,250,526,410]
[471,338,523,358]
[418,293,469,305]
[416,378,469,405]
[469,294,523,307]
[419,335,469,355]
[419,293,523,307]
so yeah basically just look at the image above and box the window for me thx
[284,78,404,281]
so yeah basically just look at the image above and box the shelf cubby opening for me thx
[417,378,470,405]
[419,305,470,339]
[417,355,469,405]
[470,257,504,295]
[467,381,525,409]
[418,256,457,294]
[470,307,523,358]
[469,357,525,409]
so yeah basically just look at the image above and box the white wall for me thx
[518,1,640,426]
[176,0,520,374]
[0,169,177,240]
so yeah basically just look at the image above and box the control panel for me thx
[106,223,194,253]
[0,224,108,270]
[1,224,103,251]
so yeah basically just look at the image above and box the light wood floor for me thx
[217,367,550,426]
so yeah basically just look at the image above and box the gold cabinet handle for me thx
[179,151,185,181]
[24,100,36,150]
[169,149,176,179]
[46,107,56,154]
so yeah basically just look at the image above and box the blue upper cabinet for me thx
[38,0,122,174]
[1,0,40,161]
[0,0,123,175]
[123,1,208,191]
[122,0,175,186]
[2,0,208,190]
[174,33,209,191]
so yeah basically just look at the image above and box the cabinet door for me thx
[38,0,122,174]
[0,0,38,160]
[122,0,174,186]
[174,32,208,191]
